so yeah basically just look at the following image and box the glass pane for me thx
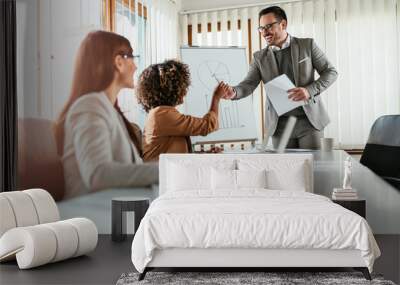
[114,0,148,125]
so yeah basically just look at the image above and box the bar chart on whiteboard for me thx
[180,47,257,144]
[197,60,243,130]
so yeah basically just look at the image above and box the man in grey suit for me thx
[222,6,338,149]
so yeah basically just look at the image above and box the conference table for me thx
[221,148,400,234]
[58,150,400,235]
[312,150,400,234]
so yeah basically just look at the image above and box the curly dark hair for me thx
[136,59,191,112]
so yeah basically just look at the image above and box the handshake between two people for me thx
[211,81,236,101]
[195,81,235,155]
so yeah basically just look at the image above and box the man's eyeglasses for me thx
[257,21,280,33]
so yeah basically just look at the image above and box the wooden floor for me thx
[0,235,398,285]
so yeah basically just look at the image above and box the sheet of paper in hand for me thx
[265,74,306,116]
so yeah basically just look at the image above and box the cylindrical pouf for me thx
[0,191,39,227]
[0,226,57,268]
[0,196,17,237]
[0,218,98,269]
[0,189,59,237]
[65,218,98,257]
[42,221,79,262]
[24,189,59,223]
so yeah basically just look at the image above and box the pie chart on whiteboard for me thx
[197,60,231,90]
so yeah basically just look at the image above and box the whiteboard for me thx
[180,46,257,144]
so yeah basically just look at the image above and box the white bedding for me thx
[131,190,380,273]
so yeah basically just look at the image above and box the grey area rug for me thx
[116,272,396,285]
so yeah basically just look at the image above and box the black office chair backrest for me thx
[360,115,400,189]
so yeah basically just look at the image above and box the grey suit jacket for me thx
[62,92,158,199]
[234,37,338,138]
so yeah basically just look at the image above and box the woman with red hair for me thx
[54,30,158,199]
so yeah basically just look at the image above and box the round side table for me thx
[111,197,150,242]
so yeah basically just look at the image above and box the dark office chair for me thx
[360,115,400,190]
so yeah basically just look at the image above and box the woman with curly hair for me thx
[136,59,227,161]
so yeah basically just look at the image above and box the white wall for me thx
[40,0,102,120]
[16,0,39,118]
[16,0,102,120]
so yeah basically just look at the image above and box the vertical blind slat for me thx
[231,9,239,46]
[211,11,218,45]
[240,8,249,49]
[190,13,198,46]
[221,10,228,46]
[250,6,263,142]
[336,0,350,145]
[201,12,208,46]
[384,0,399,114]
[181,14,188,45]
[324,0,339,144]
[348,0,363,145]
[302,1,313,38]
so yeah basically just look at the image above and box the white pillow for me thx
[237,169,267,189]
[211,168,268,190]
[167,160,235,191]
[211,168,236,190]
[266,166,306,191]
[238,159,309,191]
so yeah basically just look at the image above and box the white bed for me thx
[131,154,380,280]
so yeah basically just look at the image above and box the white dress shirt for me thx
[269,33,291,51]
